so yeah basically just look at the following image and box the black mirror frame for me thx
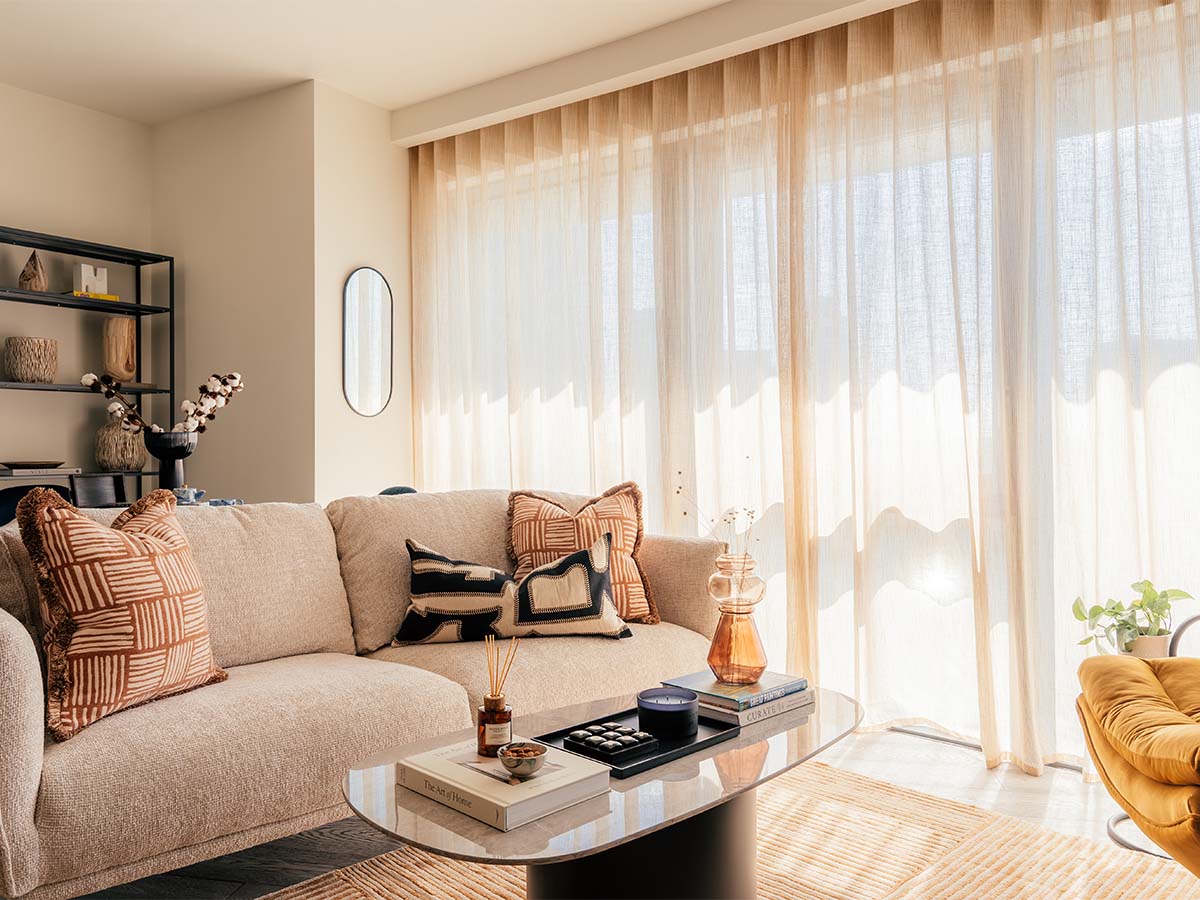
[342,266,394,418]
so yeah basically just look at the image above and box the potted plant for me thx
[1073,581,1193,659]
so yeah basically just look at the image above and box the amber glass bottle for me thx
[477,693,513,757]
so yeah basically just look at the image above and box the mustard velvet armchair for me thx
[1077,618,1200,876]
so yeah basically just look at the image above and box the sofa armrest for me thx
[0,608,42,897]
[639,534,725,638]
[1078,655,1200,786]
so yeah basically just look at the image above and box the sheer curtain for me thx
[411,0,1200,772]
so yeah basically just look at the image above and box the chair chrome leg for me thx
[1106,813,1172,860]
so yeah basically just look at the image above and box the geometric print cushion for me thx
[16,488,227,741]
[507,482,658,623]
[395,533,630,644]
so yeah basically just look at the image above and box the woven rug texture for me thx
[265,762,1194,899]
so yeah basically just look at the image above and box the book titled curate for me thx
[395,736,609,831]
[662,670,809,711]
[699,688,815,726]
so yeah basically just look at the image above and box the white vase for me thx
[1121,634,1172,659]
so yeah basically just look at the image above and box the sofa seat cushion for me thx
[35,653,471,885]
[370,622,712,713]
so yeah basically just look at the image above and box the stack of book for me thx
[0,465,79,478]
[662,671,813,726]
[395,736,609,831]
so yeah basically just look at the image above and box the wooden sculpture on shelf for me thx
[18,251,47,292]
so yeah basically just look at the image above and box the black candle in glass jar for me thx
[636,687,699,739]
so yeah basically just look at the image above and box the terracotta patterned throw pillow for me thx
[507,482,658,623]
[17,488,226,741]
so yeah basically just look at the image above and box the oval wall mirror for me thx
[343,267,393,417]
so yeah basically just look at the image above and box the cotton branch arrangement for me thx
[81,372,244,434]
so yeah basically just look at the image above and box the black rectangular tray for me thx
[534,707,741,778]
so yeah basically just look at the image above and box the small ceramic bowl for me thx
[497,742,547,779]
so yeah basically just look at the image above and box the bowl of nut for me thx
[496,741,548,779]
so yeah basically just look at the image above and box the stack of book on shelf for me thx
[662,671,813,726]
[0,465,79,478]
[395,737,609,831]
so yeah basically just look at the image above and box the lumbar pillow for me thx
[395,533,630,644]
[507,482,657,623]
[17,488,227,740]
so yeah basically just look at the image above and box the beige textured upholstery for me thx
[0,610,42,898]
[33,653,470,891]
[2,503,356,669]
[371,622,712,712]
[326,491,512,652]
[639,534,725,638]
[0,490,720,899]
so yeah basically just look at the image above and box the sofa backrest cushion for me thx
[325,491,511,653]
[0,501,355,669]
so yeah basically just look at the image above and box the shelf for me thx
[0,470,158,481]
[0,382,169,394]
[0,286,169,316]
[0,226,171,266]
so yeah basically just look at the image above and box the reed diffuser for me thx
[477,635,520,757]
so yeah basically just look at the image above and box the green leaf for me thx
[1164,589,1193,600]
[1078,636,1095,646]
[1072,597,1087,621]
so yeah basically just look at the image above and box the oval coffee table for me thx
[345,687,862,900]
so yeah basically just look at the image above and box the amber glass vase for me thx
[706,553,767,684]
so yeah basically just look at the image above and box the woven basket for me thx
[4,336,58,383]
[95,420,146,472]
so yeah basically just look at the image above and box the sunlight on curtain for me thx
[411,0,1200,773]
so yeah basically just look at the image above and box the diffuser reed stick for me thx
[478,635,519,757]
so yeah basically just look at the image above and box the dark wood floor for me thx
[83,818,402,900]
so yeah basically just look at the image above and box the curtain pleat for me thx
[411,0,1200,773]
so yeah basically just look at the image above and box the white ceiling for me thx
[0,0,729,124]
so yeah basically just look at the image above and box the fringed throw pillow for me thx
[17,488,227,740]
[395,533,630,644]
[507,482,658,623]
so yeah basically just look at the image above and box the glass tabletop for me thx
[343,687,863,866]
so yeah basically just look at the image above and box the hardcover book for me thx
[395,736,609,831]
[663,671,809,711]
[699,688,815,725]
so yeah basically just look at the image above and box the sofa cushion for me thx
[397,534,630,643]
[326,491,512,653]
[17,489,228,741]
[371,622,712,712]
[509,482,658,623]
[8,501,355,670]
[35,653,471,885]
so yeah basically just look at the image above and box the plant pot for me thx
[1121,633,1172,659]
[143,431,198,492]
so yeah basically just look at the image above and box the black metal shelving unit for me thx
[0,226,175,497]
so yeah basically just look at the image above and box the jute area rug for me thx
[265,762,1194,900]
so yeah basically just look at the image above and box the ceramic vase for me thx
[143,431,198,491]
[1121,634,1172,659]
[706,552,768,684]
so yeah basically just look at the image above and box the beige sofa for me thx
[0,489,721,900]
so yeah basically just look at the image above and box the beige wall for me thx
[2,79,413,505]
[0,82,153,475]
[151,82,316,503]
[313,83,413,503]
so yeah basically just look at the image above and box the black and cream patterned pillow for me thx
[394,533,631,644]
